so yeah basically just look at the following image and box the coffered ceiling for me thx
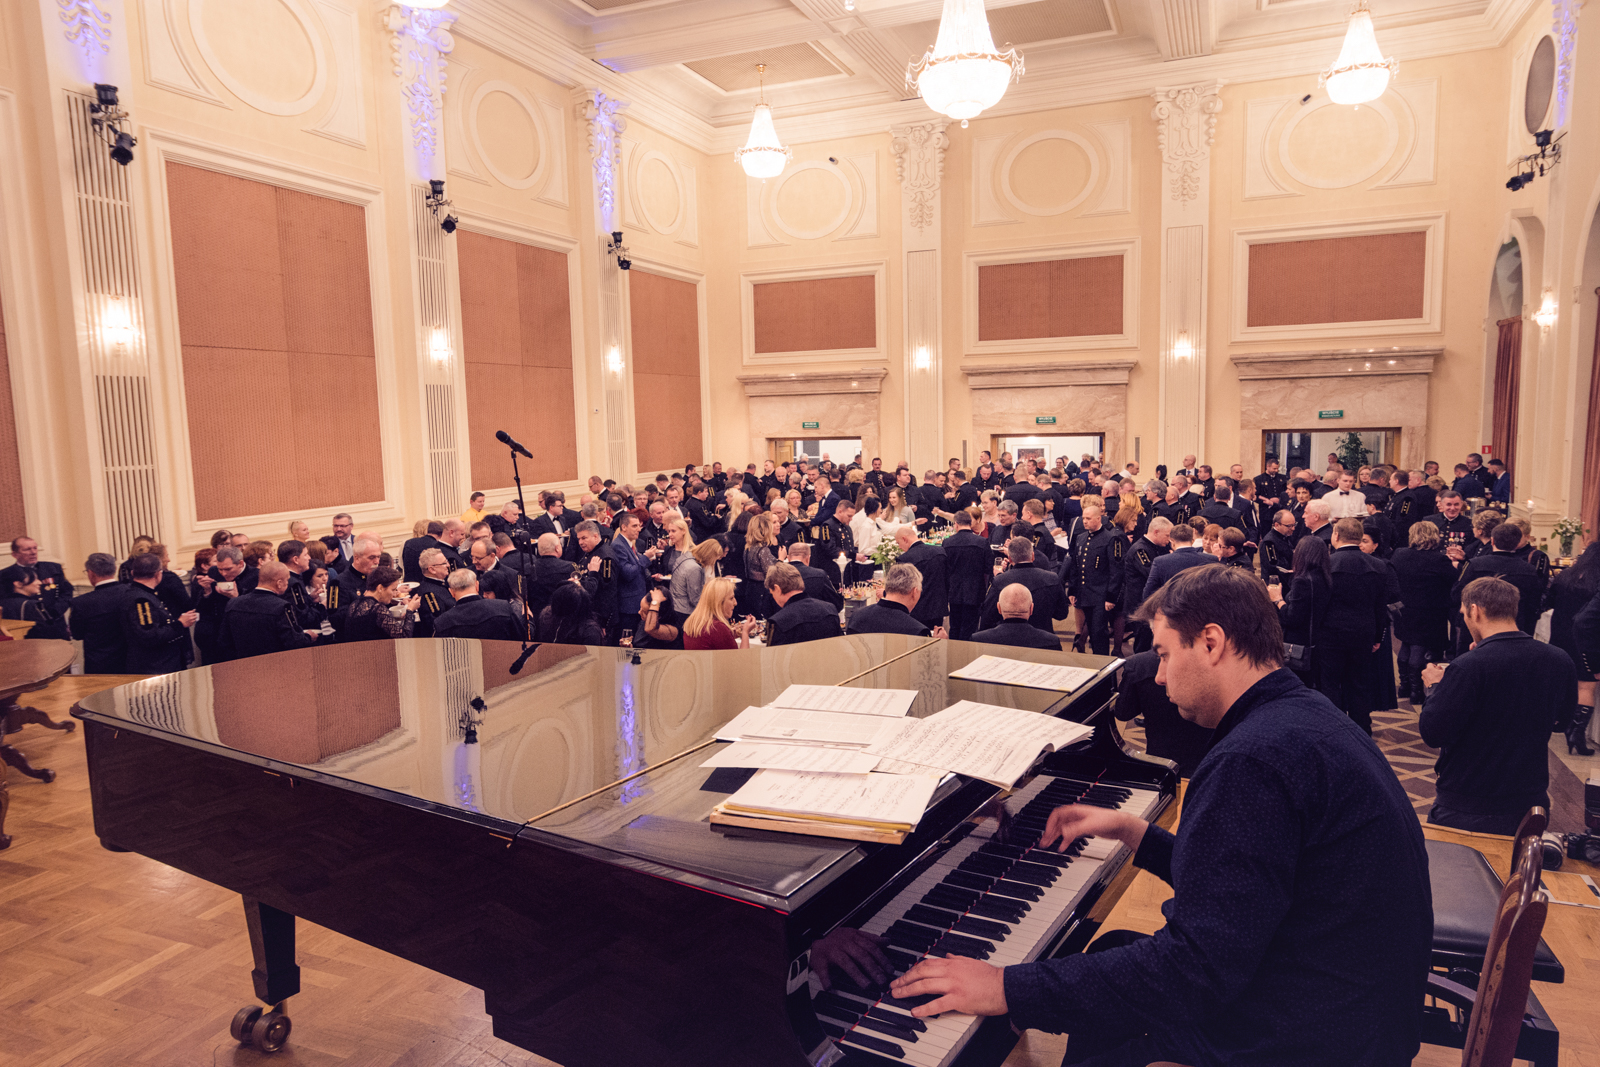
[448,0,1538,151]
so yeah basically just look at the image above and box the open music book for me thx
[863,701,1093,788]
[949,654,1104,693]
[710,769,941,844]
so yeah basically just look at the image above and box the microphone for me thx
[495,430,533,458]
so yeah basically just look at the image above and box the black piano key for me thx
[880,991,939,1010]
[977,843,1025,858]
[968,899,1028,922]
[884,947,922,970]
[884,924,938,950]
[867,1006,927,1032]
[989,879,1044,901]
[819,1019,848,1039]
[854,1014,920,1042]
[956,856,1011,877]
[944,870,995,892]
[952,915,1011,939]
[937,932,995,954]
[838,1030,907,1058]
[923,887,979,910]
[904,904,960,929]
[932,940,990,960]
[1004,864,1058,886]
[816,992,866,1019]
[1021,849,1076,869]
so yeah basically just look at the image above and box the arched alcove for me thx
[1484,240,1523,487]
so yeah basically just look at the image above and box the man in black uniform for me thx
[892,528,948,633]
[1122,517,1171,653]
[434,569,524,640]
[1259,510,1299,581]
[971,462,1001,494]
[769,500,803,550]
[192,545,259,664]
[277,540,326,631]
[1196,483,1245,533]
[846,563,941,637]
[1322,518,1401,733]
[814,499,860,586]
[684,481,724,544]
[471,536,515,602]
[1011,500,1062,567]
[524,533,576,621]
[1420,489,1474,557]
[122,553,199,673]
[1387,470,1418,542]
[784,543,844,611]
[978,538,1068,635]
[1068,502,1124,655]
[402,521,446,583]
[1253,457,1288,514]
[1450,523,1543,634]
[69,553,129,674]
[327,533,383,636]
[572,520,619,640]
[413,548,455,638]
[222,562,321,659]
[942,510,993,642]
[764,563,843,645]
[3,536,75,619]
[971,584,1062,650]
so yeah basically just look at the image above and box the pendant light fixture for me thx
[735,64,792,180]
[401,0,451,8]
[907,0,1023,128]
[1319,0,1397,106]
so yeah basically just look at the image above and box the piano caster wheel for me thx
[230,1006,262,1043]
[250,1011,291,1053]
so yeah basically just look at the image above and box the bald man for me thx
[970,584,1063,650]
[222,561,323,660]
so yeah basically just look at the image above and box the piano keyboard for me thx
[812,773,1163,1066]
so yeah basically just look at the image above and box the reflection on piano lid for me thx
[73,638,1168,1067]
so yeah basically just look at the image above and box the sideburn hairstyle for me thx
[1132,563,1284,670]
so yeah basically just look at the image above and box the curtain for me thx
[1583,290,1600,531]
[1491,315,1523,483]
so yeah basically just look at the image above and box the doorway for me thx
[1262,429,1400,473]
[769,438,863,466]
[991,434,1103,471]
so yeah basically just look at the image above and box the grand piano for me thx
[73,635,1178,1066]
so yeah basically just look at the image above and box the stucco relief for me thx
[747,154,876,247]
[972,122,1128,225]
[1243,80,1437,199]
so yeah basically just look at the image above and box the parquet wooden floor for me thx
[5,674,1598,1066]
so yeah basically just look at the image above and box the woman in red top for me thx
[682,577,753,650]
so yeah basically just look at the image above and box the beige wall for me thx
[2,0,1599,580]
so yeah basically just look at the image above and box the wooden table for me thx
[0,639,77,849]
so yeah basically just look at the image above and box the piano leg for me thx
[232,898,298,1054]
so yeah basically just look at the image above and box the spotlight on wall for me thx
[1533,289,1558,331]
[429,326,452,363]
[912,346,931,370]
[1171,330,1195,361]
[608,230,632,271]
[101,297,136,349]
[606,345,625,375]
[1506,130,1563,192]
[88,83,136,168]
[424,178,459,234]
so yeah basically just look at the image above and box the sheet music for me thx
[743,709,900,747]
[864,701,1092,787]
[700,742,881,775]
[948,654,1102,692]
[722,769,940,828]
[771,684,918,717]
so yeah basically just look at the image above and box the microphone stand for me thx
[502,438,537,666]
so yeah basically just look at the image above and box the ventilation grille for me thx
[68,91,161,549]
[412,185,460,515]
[443,637,475,741]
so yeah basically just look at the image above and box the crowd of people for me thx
[3,444,1594,835]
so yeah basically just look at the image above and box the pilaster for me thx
[578,89,633,482]
[892,120,947,474]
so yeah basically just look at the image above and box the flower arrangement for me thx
[870,539,902,570]
[1550,516,1588,557]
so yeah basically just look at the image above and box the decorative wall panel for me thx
[457,229,577,489]
[753,276,876,354]
[976,256,1123,341]
[1246,232,1427,327]
[1242,81,1437,199]
[629,269,702,474]
[166,162,384,520]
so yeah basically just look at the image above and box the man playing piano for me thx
[891,564,1432,1067]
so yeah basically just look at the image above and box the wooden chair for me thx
[1509,807,1548,880]
[1424,822,1554,1067]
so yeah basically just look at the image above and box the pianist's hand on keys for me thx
[888,802,1152,1020]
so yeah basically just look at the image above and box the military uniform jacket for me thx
[0,560,75,617]
[1260,530,1298,580]
[1010,519,1061,566]
[896,541,948,626]
[1420,512,1474,550]
[433,594,523,641]
[1153,500,1190,527]
[575,543,619,623]
[285,573,326,631]
[326,564,368,632]
[1452,552,1543,634]
[942,530,993,607]
[977,562,1070,633]
[192,564,259,650]
[766,595,844,646]
[525,555,577,619]
[1196,502,1245,533]
[813,516,857,564]
[1068,527,1125,604]
[223,588,316,660]
[845,599,931,637]
[1122,536,1168,613]
[414,576,454,638]
[1387,488,1418,538]
[69,581,130,673]
[1253,471,1289,506]
[122,584,191,674]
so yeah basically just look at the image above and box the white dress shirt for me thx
[1325,489,1367,519]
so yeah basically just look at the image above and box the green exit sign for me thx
[1036,416,1056,425]
[1318,410,1344,419]
[801,421,819,430]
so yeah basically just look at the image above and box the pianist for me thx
[890,564,1432,1067]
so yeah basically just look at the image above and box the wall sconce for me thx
[1171,330,1194,360]
[912,346,931,370]
[606,346,625,375]
[1533,290,1558,331]
[101,297,136,348]
[429,326,452,364]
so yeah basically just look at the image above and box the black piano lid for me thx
[72,636,1121,910]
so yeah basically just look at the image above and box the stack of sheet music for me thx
[706,673,1095,842]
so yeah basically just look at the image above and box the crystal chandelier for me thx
[402,0,452,8]
[1319,0,1397,106]
[735,65,792,180]
[907,0,1023,128]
